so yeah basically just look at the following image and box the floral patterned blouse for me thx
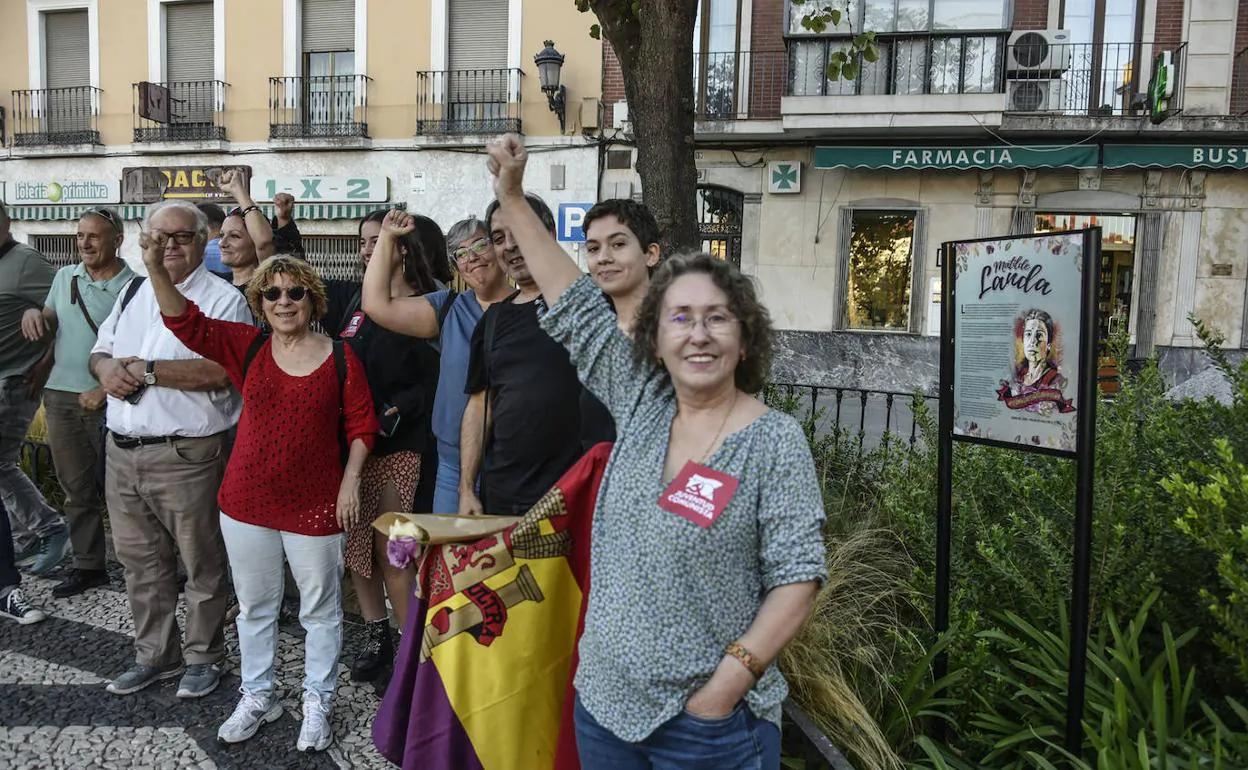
[540,275,828,742]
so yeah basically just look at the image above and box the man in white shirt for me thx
[88,200,250,700]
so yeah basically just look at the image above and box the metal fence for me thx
[133,80,228,143]
[269,75,371,139]
[1004,41,1188,117]
[415,68,524,136]
[767,382,937,455]
[10,86,102,146]
[696,51,787,120]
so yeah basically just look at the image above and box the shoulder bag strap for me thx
[70,276,101,336]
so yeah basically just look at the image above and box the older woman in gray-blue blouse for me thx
[486,133,826,770]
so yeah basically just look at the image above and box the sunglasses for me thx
[83,207,122,230]
[260,286,308,303]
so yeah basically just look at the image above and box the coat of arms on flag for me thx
[373,444,611,770]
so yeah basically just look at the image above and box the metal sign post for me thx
[935,228,1101,758]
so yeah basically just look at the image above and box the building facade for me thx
[0,0,603,276]
[603,0,1248,390]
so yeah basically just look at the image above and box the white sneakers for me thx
[217,689,282,744]
[216,687,334,751]
[297,689,334,752]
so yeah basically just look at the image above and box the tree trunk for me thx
[595,0,701,255]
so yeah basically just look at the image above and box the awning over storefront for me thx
[3,201,402,222]
[813,145,1099,170]
[1102,145,1248,169]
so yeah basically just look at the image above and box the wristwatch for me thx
[143,360,158,386]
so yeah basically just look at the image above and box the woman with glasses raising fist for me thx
[139,236,378,755]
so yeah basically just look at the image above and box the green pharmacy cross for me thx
[771,163,798,191]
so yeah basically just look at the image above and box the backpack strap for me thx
[241,332,270,383]
[435,289,458,332]
[332,340,347,397]
[119,276,146,314]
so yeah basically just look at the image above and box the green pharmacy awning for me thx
[813,145,1098,170]
[1102,145,1248,169]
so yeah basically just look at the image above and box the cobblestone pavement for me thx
[0,561,395,770]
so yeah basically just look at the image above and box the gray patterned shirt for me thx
[541,275,828,742]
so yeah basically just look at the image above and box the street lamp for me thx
[534,40,567,133]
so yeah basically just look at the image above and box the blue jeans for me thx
[574,695,781,770]
[432,454,479,515]
[1,376,63,552]
[219,514,343,698]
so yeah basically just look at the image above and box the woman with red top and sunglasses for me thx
[139,235,378,754]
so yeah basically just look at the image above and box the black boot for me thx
[350,619,394,682]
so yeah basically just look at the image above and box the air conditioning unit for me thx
[612,100,629,130]
[1007,79,1067,112]
[1007,30,1073,73]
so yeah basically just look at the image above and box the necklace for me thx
[665,392,738,483]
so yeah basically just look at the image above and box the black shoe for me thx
[52,569,109,599]
[350,619,394,682]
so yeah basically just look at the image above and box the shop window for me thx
[1034,212,1137,351]
[841,209,921,332]
[29,234,77,269]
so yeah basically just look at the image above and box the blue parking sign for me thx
[558,203,594,242]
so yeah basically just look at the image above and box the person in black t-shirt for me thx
[578,199,662,451]
[334,210,442,683]
[460,194,582,517]
[216,169,275,290]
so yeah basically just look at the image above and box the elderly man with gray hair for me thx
[88,200,251,699]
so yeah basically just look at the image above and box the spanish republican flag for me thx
[373,443,611,770]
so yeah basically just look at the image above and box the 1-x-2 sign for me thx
[250,176,390,203]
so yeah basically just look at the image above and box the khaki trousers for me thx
[43,390,107,570]
[105,432,230,668]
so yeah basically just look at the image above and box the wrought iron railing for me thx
[133,80,228,142]
[1233,46,1248,115]
[10,86,102,146]
[696,50,787,120]
[767,382,936,454]
[1004,41,1187,117]
[415,68,524,135]
[788,33,1008,97]
[269,74,371,139]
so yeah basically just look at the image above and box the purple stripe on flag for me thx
[373,597,484,770]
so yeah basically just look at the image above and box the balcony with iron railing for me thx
[269,74,371,140]
[1002,41,1187,118]
[781,32,1011,131]
[695,50,787,124]
[415,68,524,137]
[133,80,228,144]
[10,86,102,148]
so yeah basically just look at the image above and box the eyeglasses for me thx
[260,286,308,303]
[452,238,492,264]
[661,311,738,335]
[150,230,198,245]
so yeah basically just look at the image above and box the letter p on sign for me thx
[558,203,593,242]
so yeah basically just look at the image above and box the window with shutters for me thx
[302,0,356,129]
[447,0,510,129]
[44,10,93,139]
[165,1,216,128]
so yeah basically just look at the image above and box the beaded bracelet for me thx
[724,642,766,679]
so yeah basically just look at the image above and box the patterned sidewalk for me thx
[0,560,395,770]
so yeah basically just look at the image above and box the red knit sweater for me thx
[165,302,379,535]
